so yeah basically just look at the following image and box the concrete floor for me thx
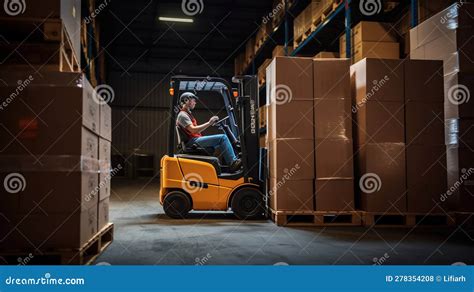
[94,178,474,265]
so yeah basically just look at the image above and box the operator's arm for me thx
[186,116,218,134]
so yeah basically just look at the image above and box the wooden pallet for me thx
[0,223,114,265]
[271,210,362,227]
[360,212,456,228]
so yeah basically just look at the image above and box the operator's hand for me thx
[209,116,219,125]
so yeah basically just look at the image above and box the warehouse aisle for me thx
[93,179,474,265]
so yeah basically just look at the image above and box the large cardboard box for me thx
[269,178,313,211]
[0,205,98,250]
[313,59,351,99]
[267,100,314,141]
[0,169,99,214]
[357,143,407,212]
[257,59,272,86]
[315,178,355,211]
[268,138,314,180]
[406,145,447,213]
[315,138,354,179]
[405,102,445,145]
[98,198,110,231]
[99,138,111,201]
[314,98,352,140]
[350,58,404,103]
[353,101,405,145]
[266,57,314,101]
[0,66,82,87]
[353,42,400,63]
[404,60,444,102]
[0,85,100,157]
[100,102,112,142]
[352,21,397,45]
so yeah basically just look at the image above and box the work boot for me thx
[230,158,242,172]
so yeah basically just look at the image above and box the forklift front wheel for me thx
[163,191,192,219]
[231,187,264,220]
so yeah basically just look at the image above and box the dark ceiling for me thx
[99,0,275,77]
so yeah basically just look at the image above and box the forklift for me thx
[159,75,267,219]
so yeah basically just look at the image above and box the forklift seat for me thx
[175,126,214,156]
[176,154,222,175]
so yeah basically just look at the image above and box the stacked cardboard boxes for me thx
[272,45,294,58]
[313,59,355,211]
[410,3,474,211]
[350,58,407,212]
[266,57,314,211]
[404,60,447,213]
[0,67,111,250]
[258,59,273,87]
[340,22,399,63]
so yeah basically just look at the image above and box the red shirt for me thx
[178,109,202,139]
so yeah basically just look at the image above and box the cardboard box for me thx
[354,101,405,145]
[350,58,404,102]
[356,143,407,212]
[98,198,110,231]
[315,178,355,211]
[0,204,98,250]
[99,138,111,201]
[314,52,339,59]
[266,57,314,101]
[0,170,99,214]
[314,98,352,140]
[259,105,267,128]
[406,145,447,213]
[315,138,354,179]
[313,59,351,99]
[353,21,397,45]
[272,45,294,58]
[267,100,313,140]
[257,59,272,86]
[404,60,444,102]
[0,85,100,157]
[405,102,445,145]
[100,102,112,141]
[353,41,400,63]
[269,178,313,211]
[0,66,83,87]
[268,138,314,180]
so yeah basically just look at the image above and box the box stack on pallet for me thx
[266,57,315,217]
[0,0,113,264]
[340,22,399,63]
[410,2,474,213]
[313,59,355,214]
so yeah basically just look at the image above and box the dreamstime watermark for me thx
[352,75,389,113]
[447,84,470,105]
[440,0,467,25]
[440,168,474,202]
[195,253,212,265]
[3,173,26,194]
[194,75,211,92]
[93,84,115,105]
[3,0,26,16]
[262,0,284,24]
[373,253,390,265]
[268,164,300,196]
[181,0,204,16]
[359,173,382,194]
[0,75,34,111]
[17,253,34,266]
[5,273,85,286]
[272,84,293,105]
[84,0,110,24]
[182,172,205,194]
[84,164,123,202]
[359,0,382,16]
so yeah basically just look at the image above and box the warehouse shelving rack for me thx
[241,0,420,110]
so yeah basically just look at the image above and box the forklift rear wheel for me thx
[163,191,192,219]
[231,187,264,220]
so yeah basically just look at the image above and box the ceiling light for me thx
[158,17,193,23]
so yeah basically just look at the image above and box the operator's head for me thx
[180,92,198,110]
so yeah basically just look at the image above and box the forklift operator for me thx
[176,92,242,172]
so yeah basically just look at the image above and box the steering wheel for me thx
[213,116,229,127]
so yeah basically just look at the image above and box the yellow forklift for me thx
[159,75,267,219]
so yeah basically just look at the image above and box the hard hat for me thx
[179,92,199,104]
